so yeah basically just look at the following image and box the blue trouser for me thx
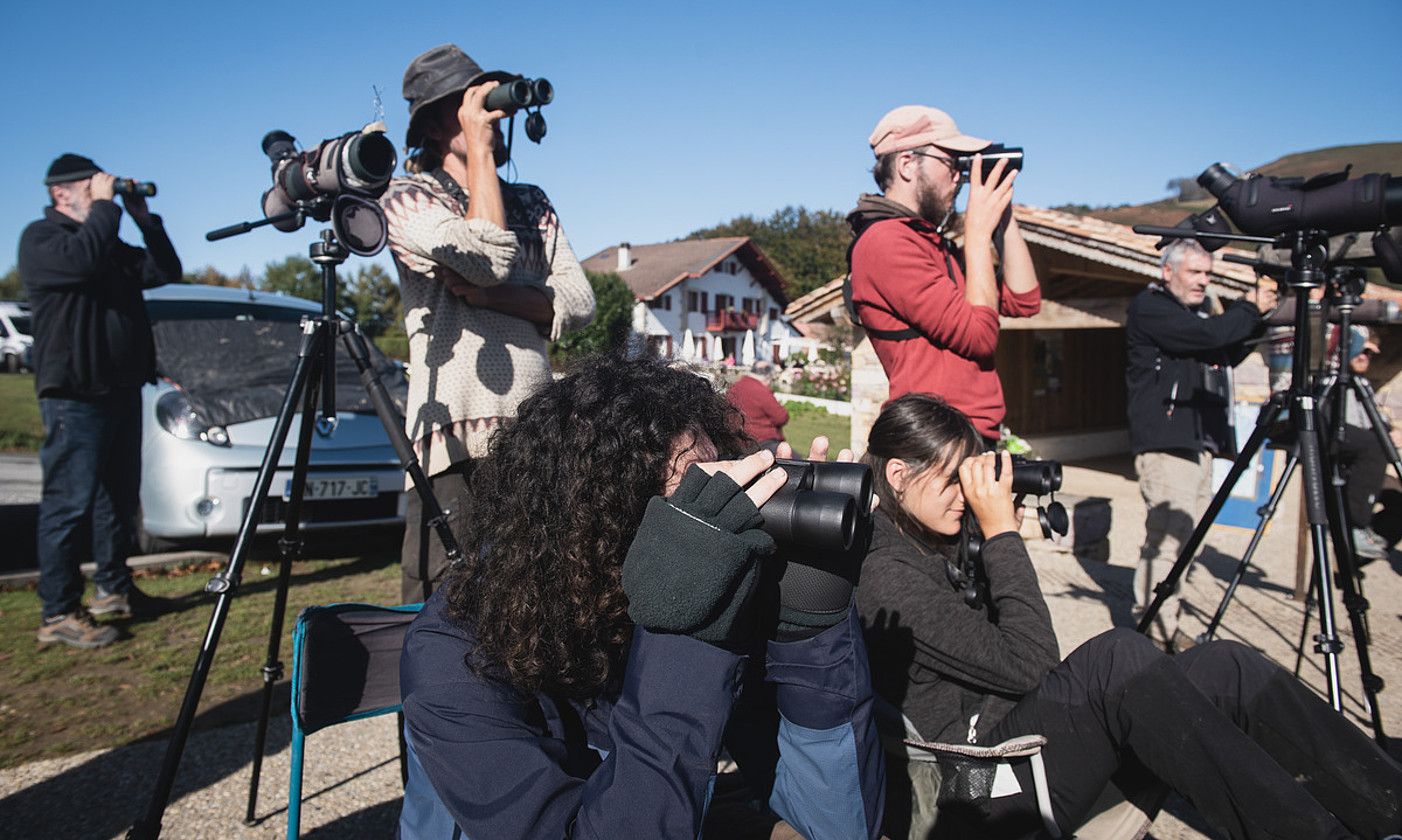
[36,390,142,618]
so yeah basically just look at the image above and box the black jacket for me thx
[1125,285,1262,456]
[18,201,180,398]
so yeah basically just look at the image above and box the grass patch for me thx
[0,374,42,452]
[782,400,851,455]
[0,549,400,769]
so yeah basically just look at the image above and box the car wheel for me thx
[3,354,17,373]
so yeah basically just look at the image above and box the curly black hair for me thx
[443,354,751,698]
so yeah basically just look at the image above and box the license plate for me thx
[283,476,378,501]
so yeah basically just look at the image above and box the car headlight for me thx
[155,390,230,446]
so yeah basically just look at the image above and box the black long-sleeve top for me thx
[1124,285,1263,456]
[18,200,180,398]
[856,513,1060,745]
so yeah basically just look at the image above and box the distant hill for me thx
[1056,142,1402,228]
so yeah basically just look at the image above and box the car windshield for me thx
[146,297,406,428]
[10,316,31,335]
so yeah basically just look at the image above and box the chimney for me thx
[617,242,632,272]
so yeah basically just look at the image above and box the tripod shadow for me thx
[1196,546,1294,597]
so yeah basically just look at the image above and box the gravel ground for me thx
[2,452,1399,839]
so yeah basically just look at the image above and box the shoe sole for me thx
[87,606,132,617]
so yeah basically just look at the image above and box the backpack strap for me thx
[845,219,924,342]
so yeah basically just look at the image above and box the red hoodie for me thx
[849,202,1040,439]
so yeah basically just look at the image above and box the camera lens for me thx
[343,132,396,188]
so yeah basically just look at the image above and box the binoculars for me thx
[114,178,157,198]
[484,77,553,114]
[759,458,874,552]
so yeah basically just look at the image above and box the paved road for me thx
[0,453,40,505]
[0,453,39,574]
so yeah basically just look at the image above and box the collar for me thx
[43,205,80,230]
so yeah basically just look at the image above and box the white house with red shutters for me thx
[581,237,803,363]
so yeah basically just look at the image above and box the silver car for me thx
[139,284,407,549]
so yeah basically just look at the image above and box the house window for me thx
[646,294,671,311]
[687,291,698,313]
[701,292,709,313]
[715,294,733,312]
[769,307,778,322]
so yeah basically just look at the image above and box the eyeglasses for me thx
[908,151,957,173]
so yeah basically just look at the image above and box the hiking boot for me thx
[1352,527,1389,561]
[90,584,172,618]
[37,610,118,649]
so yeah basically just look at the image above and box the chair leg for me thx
[287,727,305,840]
[398,711,409,787]
[1029,752,1061,839]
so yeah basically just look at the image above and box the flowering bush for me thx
[777,361,850,401]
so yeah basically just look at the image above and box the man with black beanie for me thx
[18,153,181,648]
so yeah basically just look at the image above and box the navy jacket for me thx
[18,201,180,398]
[399,588,885,839]
[1125,284,1262,455]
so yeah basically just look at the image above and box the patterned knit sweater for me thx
[381,172,595,475]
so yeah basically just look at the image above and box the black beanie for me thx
[45,153,101,186]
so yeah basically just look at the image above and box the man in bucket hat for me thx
[381,45,594,603]
[846,106,1040,447]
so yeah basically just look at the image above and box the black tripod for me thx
[128,227,463,839]
[1130,227,1388,747]
[1199,270,1399,653]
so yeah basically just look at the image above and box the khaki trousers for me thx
[1133,450,1212,644]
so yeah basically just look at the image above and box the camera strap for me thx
[428,169,471,215]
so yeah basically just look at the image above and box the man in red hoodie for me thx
[847,106,1040,445]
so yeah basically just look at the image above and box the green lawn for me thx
[0,550,400,769]
[0,373,42,451]
[781,400,851,455]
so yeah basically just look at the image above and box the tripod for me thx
[1132,228,1388,747]
[1199,275,1400,652]
[128,229,463,839]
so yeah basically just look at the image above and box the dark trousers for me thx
[953,629,1402,839]
[36,390,142,618]
[1337,424,1387,527]
[399,462,473,604]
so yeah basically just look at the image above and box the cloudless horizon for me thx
[4,0,1400,283]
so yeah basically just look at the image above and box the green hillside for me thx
[1063,142,1402,228]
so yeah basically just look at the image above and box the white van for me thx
[0,301,32,372]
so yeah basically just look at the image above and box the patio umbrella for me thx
[741,330,756,366]
[681,328,694,360]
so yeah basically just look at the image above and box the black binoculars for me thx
[114,178,157,198]
[484,77,553,113]
[955,144,1023,183]
[998,455,1061,497]
[759,459,874,552]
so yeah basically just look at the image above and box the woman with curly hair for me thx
[857,393,1402,839]
[398,355,886,840]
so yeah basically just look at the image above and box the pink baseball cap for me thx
[869,105,990,156]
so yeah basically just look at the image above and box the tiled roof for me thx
[581,237,789,305]
[787,204,1402,322]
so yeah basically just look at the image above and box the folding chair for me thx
[287,602,422,839]
[874,698,1166,840]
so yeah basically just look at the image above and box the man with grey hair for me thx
[1125,238,1275,649]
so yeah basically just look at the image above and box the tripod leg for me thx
[1199,450,1299,643]
[1137,393,1283,635]
[244,357,324,824]
[1296,399,1345,710]
[128,321,322,840]
[339,324,464,576]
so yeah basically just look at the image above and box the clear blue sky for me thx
[4,0,1399,282]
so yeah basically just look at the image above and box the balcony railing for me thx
[705,310,759,332]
